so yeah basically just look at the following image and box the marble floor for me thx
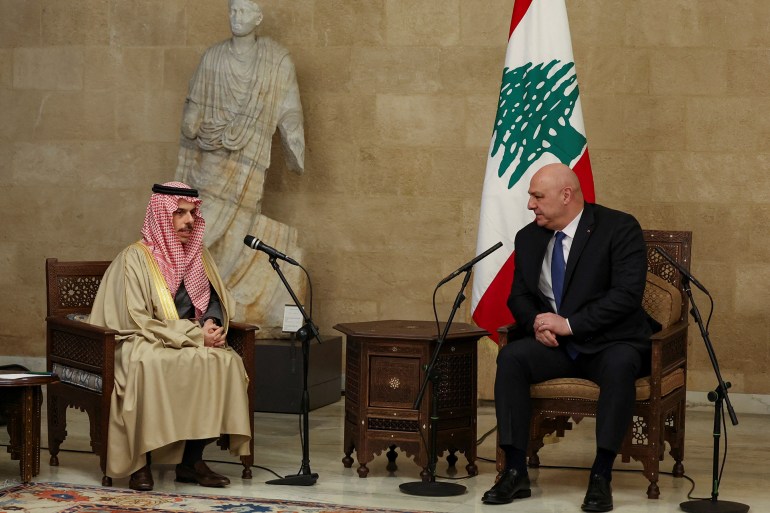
[1,398,767,513]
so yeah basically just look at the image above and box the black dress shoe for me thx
[481,468,532,505]
[581,473,613,512]
[176,461,230,487]
[128,465,154,491]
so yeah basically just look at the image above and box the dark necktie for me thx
[551,232,566,311]
[552,232,578,359]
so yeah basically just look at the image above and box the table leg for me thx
[18,386,41,482]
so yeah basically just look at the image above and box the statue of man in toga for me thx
[175,0,306,336]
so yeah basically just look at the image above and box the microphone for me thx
[243,235,299,266]
[438,241,504,286]
[654,246,709,295]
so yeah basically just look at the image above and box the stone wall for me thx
[1,0,768,394]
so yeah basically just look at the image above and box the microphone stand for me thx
[399,269,472,497]
[678,275,748,513]
[264,256,320,486]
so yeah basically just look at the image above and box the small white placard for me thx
[282,304,304,333]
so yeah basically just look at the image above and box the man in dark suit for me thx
[481,163,651,512]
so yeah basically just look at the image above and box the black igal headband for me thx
[151,184,199,197]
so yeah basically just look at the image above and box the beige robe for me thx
[89,243,251,478]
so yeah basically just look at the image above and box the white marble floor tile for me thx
[1,399,767,512]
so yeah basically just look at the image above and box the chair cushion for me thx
[643,272,682,329]
[530,368,685,402]
[51,362,103,393]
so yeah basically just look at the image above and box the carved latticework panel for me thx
[436,352,473,410]
[662,333,687,366]
[346,342,360,406]
[630,415,650,446]
[644,230,691,323]
[647,249,679,285]
[228,331,244,349]
[50,331,104,369]
[368,418,419,432]
[46,260,111,318]
[56,276,102,310]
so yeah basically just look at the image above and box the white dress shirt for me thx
[538,210,583,332]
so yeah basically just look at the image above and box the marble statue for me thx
[175,0,306,337]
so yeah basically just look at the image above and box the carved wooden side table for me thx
[334,320,487,480]
[0,372,59,482]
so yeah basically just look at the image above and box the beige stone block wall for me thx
[569,0,770,397]
[41,0,110,46]
[1,0,769,399]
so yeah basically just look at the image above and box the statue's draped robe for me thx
[175,36,306,335]
[89,243,252,478]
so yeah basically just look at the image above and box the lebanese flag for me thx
[471,0,595,342]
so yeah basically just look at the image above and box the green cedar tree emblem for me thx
[491,59,586,189]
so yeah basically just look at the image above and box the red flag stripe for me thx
[473,251,515,342]
[573,149,595,203]
[509,0,534,37]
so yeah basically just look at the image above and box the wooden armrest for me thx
[228,321,259,334]
[46,316,116,374]
[650,320,688,343]
[227,321,258,355]
[650,320,688,375]
[497,322,519,347]
[226,321,256,372]
[225,321,256,430]
[46,316,118,338]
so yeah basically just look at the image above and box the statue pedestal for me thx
[253,336,342,413]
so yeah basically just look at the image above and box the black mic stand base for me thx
[266,473,319,486]
[399,480,466,497]
[680,499,749,513]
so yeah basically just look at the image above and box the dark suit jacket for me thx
[507,202,652,354]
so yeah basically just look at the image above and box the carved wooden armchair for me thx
[495,230,691,499]
[45,258,257,486]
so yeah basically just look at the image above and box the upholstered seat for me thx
[530,368,685,402]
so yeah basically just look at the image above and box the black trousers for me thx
[494,337,648,453]
[146,438,216,466]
